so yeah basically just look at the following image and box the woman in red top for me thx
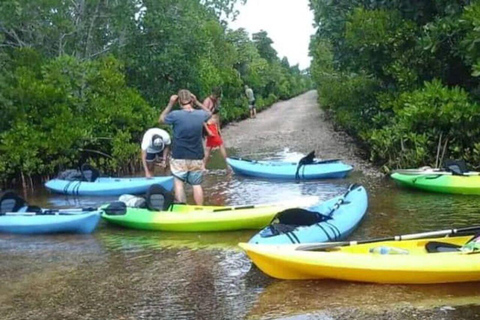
[202,87,229,170]
[206,115,223,148]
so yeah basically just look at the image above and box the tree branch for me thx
[84,1,101,58]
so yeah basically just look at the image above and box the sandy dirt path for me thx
[222,90,377,176]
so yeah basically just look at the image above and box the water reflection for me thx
[2,150,480,319]
[366,180,480,237]
[246,278,480,319]
[98,228,249,252]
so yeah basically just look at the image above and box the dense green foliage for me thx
[309,0,480,170]
[0,0,311,186]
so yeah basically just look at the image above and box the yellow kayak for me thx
[240,235,480,284]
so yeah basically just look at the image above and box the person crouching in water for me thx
[141,128,171,178]
[159,89,212,205]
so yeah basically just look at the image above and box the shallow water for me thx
[1,151,480,320]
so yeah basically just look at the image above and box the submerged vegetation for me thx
[0,0,312,187]
[309,0,480,171]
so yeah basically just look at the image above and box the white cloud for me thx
[228,0,315,69]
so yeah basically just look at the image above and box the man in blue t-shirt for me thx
[159,89,212,205]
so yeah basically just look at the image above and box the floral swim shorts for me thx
[170,159,204,185]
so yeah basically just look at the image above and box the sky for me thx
[228,0,316,70]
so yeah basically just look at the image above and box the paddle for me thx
[3,195,317,217]
[229,156,341,165]
[1,207,98,216]
[0,202,127,216]
[296,225,480,251]
[313,158,342,165]
[208,196,320,213]
[393,169,480,176]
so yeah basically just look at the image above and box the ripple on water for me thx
[3,150,480,320]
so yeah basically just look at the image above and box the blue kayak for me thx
[0,210,101,234]
[248,184,368,244]
[226,157,353,180]
[45,176,174,196]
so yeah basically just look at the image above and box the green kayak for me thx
[101,201,315,232]
[391,172,480,195]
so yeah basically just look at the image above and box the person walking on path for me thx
[159,89,212,205]
[245,85,256,118]
[141,128,171,178]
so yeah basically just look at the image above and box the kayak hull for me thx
[226,158,352,180]
[45,176,174,196]
[0,211,101,234]
[240,236,480,284]
[101,203,302,232]
[248,185,368,244]
[391,172,480,195]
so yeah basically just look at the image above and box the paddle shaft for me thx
[2,195,319,216]
[394,170,480,176]
[297,225,480,251]
[229,157,341,165]
[0,207,98,216]
[212,197,319,212]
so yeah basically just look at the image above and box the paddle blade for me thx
[103,201,127,215]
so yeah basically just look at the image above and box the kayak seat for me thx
[146,184,174,211]
[57,169,83,181]
[0,191,26,214]
[81,164,100,182]
[425,241,462,253]
[268,208,331,237]
[443,159,468,176]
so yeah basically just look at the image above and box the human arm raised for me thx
[192,94,212,116]
[159,95,178,123]
[202,97,214,112]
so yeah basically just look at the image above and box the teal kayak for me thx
[0,190,101,234]
[248,184,368,244]
[226,157,353,180]
[45,176,174,196]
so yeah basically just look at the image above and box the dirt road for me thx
[222,90,378,176]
